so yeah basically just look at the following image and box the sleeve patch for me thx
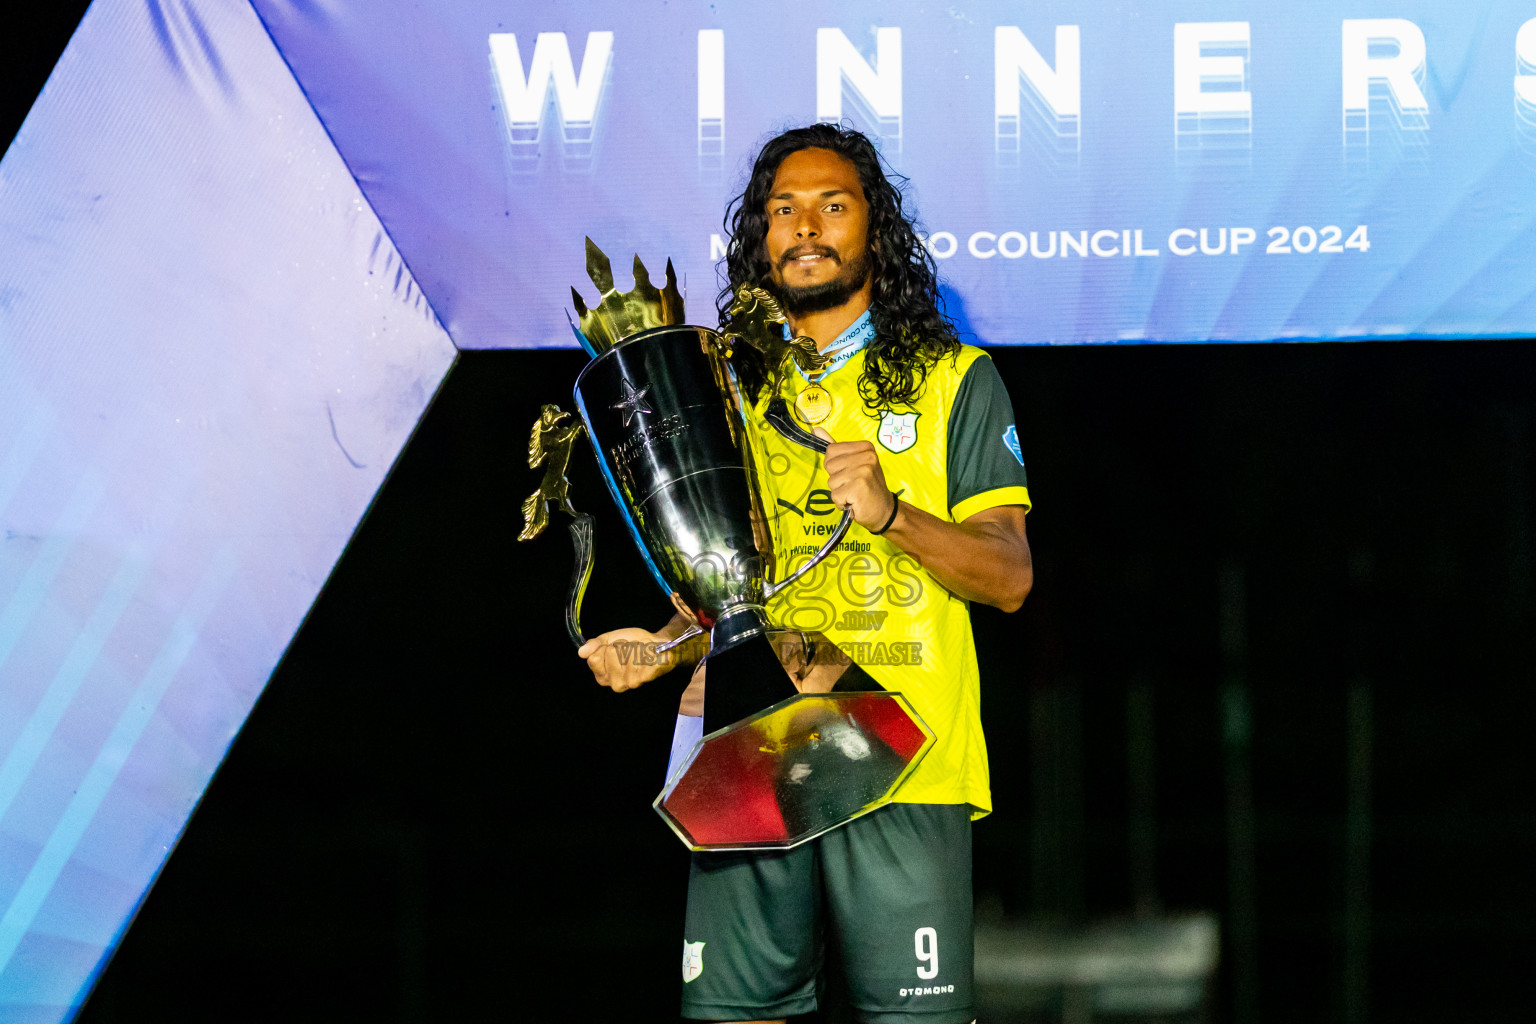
[1002,424,1024,466]
[946,354,1028,513]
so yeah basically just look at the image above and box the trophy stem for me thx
[701,627,798,735]
[709,603,770,653]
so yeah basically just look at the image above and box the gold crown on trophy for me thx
[570,237,685,353]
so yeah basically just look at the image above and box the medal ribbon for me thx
[789,309,875,384]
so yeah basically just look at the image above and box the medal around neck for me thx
[795,381,833,424]
[516,240,932,850]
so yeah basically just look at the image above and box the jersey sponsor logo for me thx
[899,984,957,997]
[877,411,920,453]
[681,940,705,983]
[780,488,905,541]
[1002,424,1023,466]
[776,488,840,519]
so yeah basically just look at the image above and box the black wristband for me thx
[871,493,901,535]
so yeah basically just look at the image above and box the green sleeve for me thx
[946,355,1030,519]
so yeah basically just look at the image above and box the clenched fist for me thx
[578,597,702,692]
[813,427,899,534]
[577,627,678,691]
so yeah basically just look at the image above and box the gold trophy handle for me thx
[518,404,596,647]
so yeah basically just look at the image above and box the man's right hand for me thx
[577,627,681,692]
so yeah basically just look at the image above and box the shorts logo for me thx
[681,940,706,983]
[1002,424,1023,466]
[878,411,920,453]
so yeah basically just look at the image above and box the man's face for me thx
[764,147,872,317]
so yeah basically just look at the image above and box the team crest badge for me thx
[1002,424,1024,465]
[877,411,920,453]
[682,940,706,983]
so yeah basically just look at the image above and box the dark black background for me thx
[7,7,1534,1023]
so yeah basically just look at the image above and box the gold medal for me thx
[795,382,832,424]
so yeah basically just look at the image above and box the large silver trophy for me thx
[520,240,933,850]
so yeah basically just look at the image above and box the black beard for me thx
[776,251,871,317]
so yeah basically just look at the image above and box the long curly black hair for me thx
[717,124,960,411]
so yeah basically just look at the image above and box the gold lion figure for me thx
[519,405,585,542]
[719,283,831,399]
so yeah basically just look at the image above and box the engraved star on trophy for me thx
[519,239,933,851]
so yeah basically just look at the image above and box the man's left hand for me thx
[813,427,898,533]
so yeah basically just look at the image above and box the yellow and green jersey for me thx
[745,315,1030,817]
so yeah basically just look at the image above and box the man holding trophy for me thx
[576,124,1033,1024]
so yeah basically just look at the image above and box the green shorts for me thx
[679,802,974,1023]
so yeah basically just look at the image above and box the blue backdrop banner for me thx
[252,0,1536,347]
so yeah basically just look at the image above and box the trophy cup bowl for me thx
[573,323,837,654]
